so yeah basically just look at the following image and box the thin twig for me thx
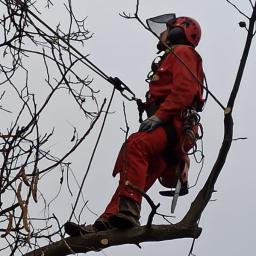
[121,102,130,140]
[249,0,254,9]
[226,0,250,19]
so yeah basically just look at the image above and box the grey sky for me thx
[44,1,255,255]
[66,1,255,255]
[1,0,255,255]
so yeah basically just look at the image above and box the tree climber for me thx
[65,15,205,236]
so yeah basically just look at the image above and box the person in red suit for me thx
[65,15,204,235]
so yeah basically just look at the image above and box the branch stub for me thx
[101,238,109,245]
[224,107,232,114]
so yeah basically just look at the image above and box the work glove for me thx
[139,115,162,132]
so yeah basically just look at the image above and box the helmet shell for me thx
[168,16,201,47]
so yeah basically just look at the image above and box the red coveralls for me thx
[100,45,204,218]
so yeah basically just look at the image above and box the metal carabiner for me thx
[108,77,136,101]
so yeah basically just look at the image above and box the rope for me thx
[167,47,225,111]
[180,108,205,191]
[68,88,116,221]
[14,0,137,101]
[23,3,109,81]
[17,0,225,111]
[15,0,225,111]
[13,1,219,201]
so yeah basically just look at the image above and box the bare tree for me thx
[0,0,255,255]
[0,0,108,255]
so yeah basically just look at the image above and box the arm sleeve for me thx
[155,47,201,121]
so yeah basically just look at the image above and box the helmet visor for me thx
[146,13,176,38]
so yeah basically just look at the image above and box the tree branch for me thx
[24,224,202,256]
[181,2,256,226]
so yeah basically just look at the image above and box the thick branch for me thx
[182,113,233,224]
[181,4,256,225]
[24,223,202,256]
[227,4,256,109]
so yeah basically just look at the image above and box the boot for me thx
[64,217,113,237]
[108,196,141,229]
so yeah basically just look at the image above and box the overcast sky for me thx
[44,1,256,256]
[2,1,255,255]
[68,1,255,255]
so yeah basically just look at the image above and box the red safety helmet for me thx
[167,16,201,47]
[147,14,201,47]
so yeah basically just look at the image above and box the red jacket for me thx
[147,44,203,121]
[147,45,204,188]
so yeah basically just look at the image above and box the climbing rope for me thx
[180,108,205,191]
[15,0,225,112]
[13,1,223,217]
[68,88,116,221]
[15,0,137,102]
[181,108,203,155]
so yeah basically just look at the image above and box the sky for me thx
[1,0,256,255]
[65,1,255,256]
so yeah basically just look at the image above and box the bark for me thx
[24,224,202,256]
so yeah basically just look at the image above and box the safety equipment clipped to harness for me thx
[181,108,203,154]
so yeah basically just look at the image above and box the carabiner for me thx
[108,76,136,101]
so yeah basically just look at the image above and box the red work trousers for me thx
[100,126,174,219]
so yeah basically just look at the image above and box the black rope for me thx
[14,0,137,101]
[145,20,225,111]
[68,88,116,222]
[14,0,226,114]
[17,0,225,112]
[24,3,109,81]
[167,47,225,111]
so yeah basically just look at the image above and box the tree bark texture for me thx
[24,224,202,256]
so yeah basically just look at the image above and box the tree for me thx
[0,0,255,255]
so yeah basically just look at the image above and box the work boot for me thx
[64,217,113,237]
[109,197,141,229]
